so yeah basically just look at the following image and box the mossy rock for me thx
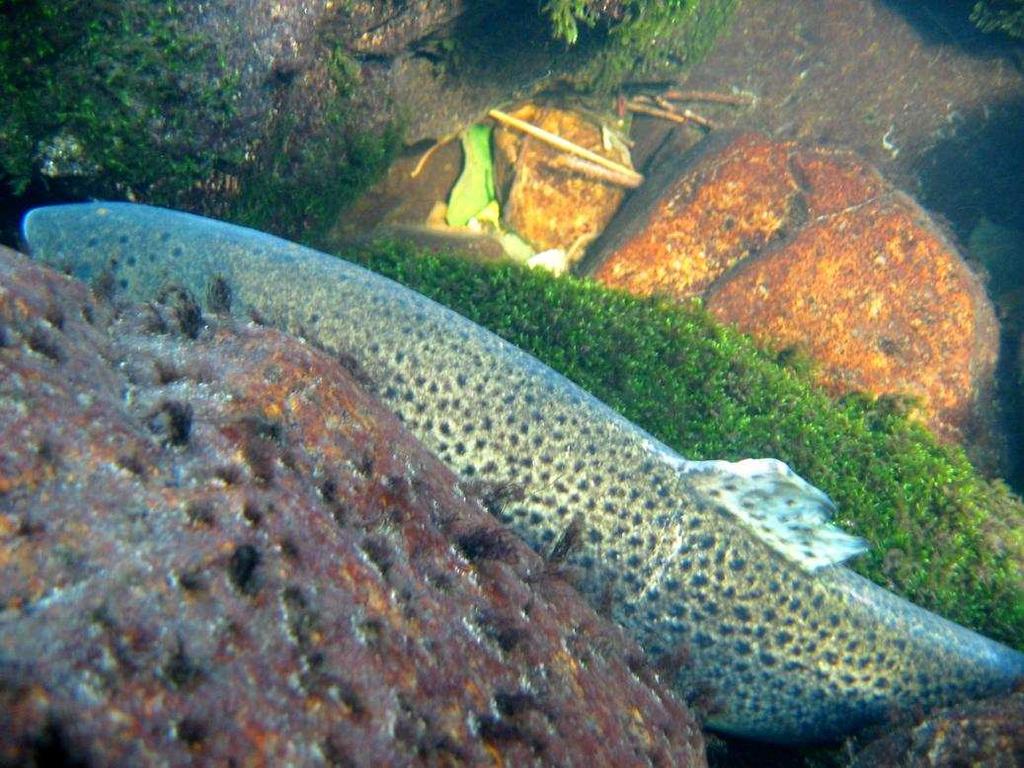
[334,237,1024,650]
[543,0,739,90]
[0,0,239,198]
[971,0,1024,38]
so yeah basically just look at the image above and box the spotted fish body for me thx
[21,203,1024,744]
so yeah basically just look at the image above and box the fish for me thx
[21,202,1024,744]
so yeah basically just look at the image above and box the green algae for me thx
[544,0,739,90]
[336,238,1024,650]
[972,0,1024,38]
[0,0,239,198]
[226,45,401,242]
[0,2,396,242]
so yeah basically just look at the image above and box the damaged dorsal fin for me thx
[683,457,868,571]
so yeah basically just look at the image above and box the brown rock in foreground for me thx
[590,132,998,447]
[0,246,705,767]
[850,689,1024,768]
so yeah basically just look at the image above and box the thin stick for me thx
[679,108,719,130]
[662,89,754,106]
[487,108,643,187]
[626,100,719,131]
[410,140,444,178]
[547,154,643,189]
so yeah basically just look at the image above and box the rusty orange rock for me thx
[494,104,631,263]
[591,132,801,296]
[705,192,998,445]
[591,131,998,448]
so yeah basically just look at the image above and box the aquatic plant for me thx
[225,45,400,241]
[971,0,1024,38]
[341,238,1024,650]
[543,0,738,89]
[0,2,395,240]
[0,0,239,198]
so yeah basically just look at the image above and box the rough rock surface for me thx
[0,246,705,767]
[588,132,798,297]
[850,689,1024,768]
[493,104,632,263]
[589,132,999,447]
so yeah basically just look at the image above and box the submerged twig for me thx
[487,108,644,188]
[410,139,445,178]
[626,99,719,131]
[546,154,643,189]
[661,89,755,106]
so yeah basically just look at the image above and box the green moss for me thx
[223,46,400,242]
[0,3,395,240]
[0,0,239,198]
[971,0,1024,38]
[543,0,738,90]
[340,239,1024,650]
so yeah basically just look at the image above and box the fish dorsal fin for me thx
[683,458,868,571]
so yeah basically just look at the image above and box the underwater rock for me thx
[493,104,633,265]
[588,131,999,450]
[0,246,705,766]
[586,132,800,296]
[850,688,1024,767]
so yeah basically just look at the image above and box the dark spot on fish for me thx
[732,606,751,622]
[691,573,708,587]
[759,652,777,667]
[693,632,714,648]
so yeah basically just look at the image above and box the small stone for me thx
[494,104,632,267]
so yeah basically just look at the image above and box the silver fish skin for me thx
[21,202,1024,744]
